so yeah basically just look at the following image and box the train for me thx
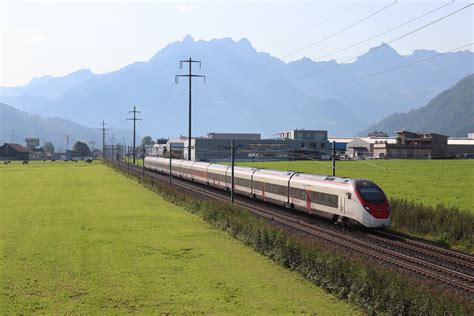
[144,157,391,228]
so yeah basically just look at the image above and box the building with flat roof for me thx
[373,131,448,159]
[207,132,261,140]
[447,134,474,158]
[164,129,330,161]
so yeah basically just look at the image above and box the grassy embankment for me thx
[0,161,358,314]
[236,159,474,252]
[113,161,471,314]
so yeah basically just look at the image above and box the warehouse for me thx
[447,134,474,158]
[166,130,330,162]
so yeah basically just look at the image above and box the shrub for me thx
[390,198,474,253]
[118,167,471,314]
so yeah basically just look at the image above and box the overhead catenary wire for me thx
[304,42,473,92]
[279,0,399,60]
[311,0,455,62]
[268,2,474,88]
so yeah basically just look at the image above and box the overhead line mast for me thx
[175,57,206,161]
[127,106,142,165]
[99,121,107,157]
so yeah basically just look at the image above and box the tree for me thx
[25,138,40,150]
[141,136,155,146]
[72,141,91,157]
[88,141,96,151]
[43,142,55,154]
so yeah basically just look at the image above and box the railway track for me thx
[110,160,474,294]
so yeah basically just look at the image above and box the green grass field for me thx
[235,159,474,212]
[0,161,358,314]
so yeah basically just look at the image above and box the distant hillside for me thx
[360,74,474,137]
[0,103,132,151]
[1,36,473,137]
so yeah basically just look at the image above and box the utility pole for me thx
[175,58,206,161]
[99,121,107,159]
[64,134,71,151]
[231,139,235,203]
[142,144,145,175]
[332,141,336,177]
[169,144,172,186]
[111,133,115,160]
[10,129,15,142]
[127,106,142,165]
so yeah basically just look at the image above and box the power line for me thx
[175,58,206,161]
[98,121,107,156]
[304,42,473,92]
[270,2,474,88]
[311,0,364,29]
[127,106,142,164]
[279,0,398,60]
[311,0,455,62]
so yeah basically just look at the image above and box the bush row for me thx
[123,171,471,315]
[390,198,474,253]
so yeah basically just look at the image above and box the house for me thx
[0,143,30,160]
[373,131,448,159]
[29,148,46,160]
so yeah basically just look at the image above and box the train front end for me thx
[353,180,391,228]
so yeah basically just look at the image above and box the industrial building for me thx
[447,134,474,158]
[373,131,448,159]
[163,130,330,162]
[346,137,397,158]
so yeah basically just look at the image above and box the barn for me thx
[0,143,30,161]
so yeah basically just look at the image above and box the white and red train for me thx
[144,157,391,228]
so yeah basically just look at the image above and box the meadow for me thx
[0,161,358,314]
[236,159,474,212]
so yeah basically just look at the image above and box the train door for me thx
[340,196,345,215]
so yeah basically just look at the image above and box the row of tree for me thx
[24,138,92,157]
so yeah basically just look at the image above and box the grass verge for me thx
[117,164,473,315]
[0,161,359,314]
[234,160,474,253]
[390,199,474,253]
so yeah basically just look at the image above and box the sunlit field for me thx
[235,159,474,212]
[0,161,358,314]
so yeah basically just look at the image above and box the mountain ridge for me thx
[360,74,474,137]
[0,103,132,150]
[1,36,473,137]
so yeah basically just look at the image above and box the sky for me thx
[1,0,473,87]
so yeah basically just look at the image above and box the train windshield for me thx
[355,181,385,204]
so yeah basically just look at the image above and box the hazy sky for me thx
[1,0,473,86]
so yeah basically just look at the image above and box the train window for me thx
[310,191,338,208]
[355,180,385,204]
[358,187,384,204]
[290,188,305,200]
[254,181,264,190]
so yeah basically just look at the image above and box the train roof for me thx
[292,172,353,184]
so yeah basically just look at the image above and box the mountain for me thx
[360,74,474,137]
[1,36,473,137]
[0,103,132,151]
[0,69,95,101]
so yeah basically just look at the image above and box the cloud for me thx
[31,31,48,42]
[175,4,197,13]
